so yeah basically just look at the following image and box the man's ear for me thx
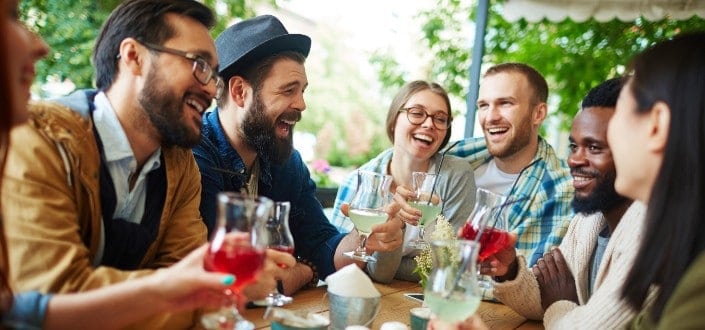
[532,102,548,125]
[227,76,250,108]
[117,38,145,76]
[647,101,671,153]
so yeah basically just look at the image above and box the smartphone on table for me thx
[403,293,424,303]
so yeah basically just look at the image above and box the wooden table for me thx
[241,280,543,329]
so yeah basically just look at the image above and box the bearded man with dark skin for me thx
[193,15,404,298]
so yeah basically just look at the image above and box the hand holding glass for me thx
[408,171,443,250]
[344,170,392,262]
[201,192,272,330]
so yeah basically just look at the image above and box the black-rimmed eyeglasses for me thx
[137,40,224,100]
[399,106,451,130]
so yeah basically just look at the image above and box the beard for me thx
[241,92,298,165]
[485,114,533,159]
[138,63,202,148]
[572,169,628,214]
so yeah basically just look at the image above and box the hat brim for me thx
[219,34,311,79]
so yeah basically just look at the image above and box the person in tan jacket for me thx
[1,0,290,328]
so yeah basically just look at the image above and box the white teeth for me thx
[186,98,204,113]
[282,119,296,125]
[573,176,591,182]
[488,127,508,134]
[414,134,433,142]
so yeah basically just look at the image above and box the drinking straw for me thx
[427,140,461,205]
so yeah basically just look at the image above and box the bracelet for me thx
[296,257,319,288]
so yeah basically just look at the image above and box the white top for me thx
[474,159,518,195]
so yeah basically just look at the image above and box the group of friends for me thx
[1,0,704,329]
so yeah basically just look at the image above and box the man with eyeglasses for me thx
[449,63,574,300]
[2,1,291,328]
[193,15,404,297]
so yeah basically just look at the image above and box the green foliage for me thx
[22,0,272,92]
[375,0,705,132]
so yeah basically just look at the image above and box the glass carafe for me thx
[424,239,481,323]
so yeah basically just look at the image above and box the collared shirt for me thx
[450,136,574,266]
[93,92,162,223]
[193,110,345,278]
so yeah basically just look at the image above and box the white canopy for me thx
[503,0,705,22]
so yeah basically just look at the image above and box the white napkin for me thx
[325,264,380,298]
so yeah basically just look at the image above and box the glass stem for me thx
[418,225,425,240]
[357,234,369,255]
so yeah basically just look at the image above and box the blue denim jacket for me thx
[193,110,345,278]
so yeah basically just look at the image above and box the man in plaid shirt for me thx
[451,63,574,273]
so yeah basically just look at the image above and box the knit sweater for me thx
[494,202,647,329]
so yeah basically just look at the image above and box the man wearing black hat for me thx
[194,15,405,295]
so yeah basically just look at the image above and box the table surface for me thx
[240,280,544,329]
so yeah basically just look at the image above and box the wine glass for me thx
[424,239,481,323]
[460,188,511,290]
[264,201,295,306]
[201,192,272,330]
[407,171,443,250]
[344,170,392,263]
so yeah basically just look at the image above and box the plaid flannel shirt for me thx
[451,137,574,266]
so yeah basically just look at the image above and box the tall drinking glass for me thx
[424,239,481,323]
[408,172,443,250]
[344,170,392,263]
[264,201,294,306]
[201,192,272,330]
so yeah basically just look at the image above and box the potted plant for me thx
[309,159,338,208]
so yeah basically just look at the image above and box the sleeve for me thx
[366,231,405,283]
[656,253,705,329]
[329,171,358,233]
[2,292,52,329]
[192,142,225,236]
[147,151,207,270]
[290,164,346,279]
[2,123,155,294]
[493,255,545,320]
[438,156,477,230]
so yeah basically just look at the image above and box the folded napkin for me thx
[325,264,380,298]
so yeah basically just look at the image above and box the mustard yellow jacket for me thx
[2,98,207,328]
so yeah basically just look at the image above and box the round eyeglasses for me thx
[136,40,224,100]
[399,106,451,130]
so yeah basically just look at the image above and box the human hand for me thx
[392,185,422,226]
[241,249,295,303]
[532,248,579,310]
[427,314,489,330]
[147,244,234,313]
[365,218,404,252]
[479,232,518,279]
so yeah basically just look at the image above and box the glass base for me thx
[343,251,377,263]
[265,293,293,306]
[201,310,254,330]
[407,239,429,250]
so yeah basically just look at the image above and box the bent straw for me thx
[427,140,462,205]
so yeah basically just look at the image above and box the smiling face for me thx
[242,57,307,164]
[477,71,544,163]
[608,78,660,203]
[568,107,627,214]
[137,13,218,148]
[6,0,48,125]
[393,89,450,161]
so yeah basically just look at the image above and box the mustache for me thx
[278,111,301,123]
[570,168,600,177]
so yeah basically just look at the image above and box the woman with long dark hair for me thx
[609,32,705,328]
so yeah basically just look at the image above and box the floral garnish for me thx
[413,215,457,288]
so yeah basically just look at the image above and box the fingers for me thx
[266,248,296,269]
[550,248,572,276]
[367,221,403,252]
[341,203,350,217]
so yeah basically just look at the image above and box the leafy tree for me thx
[373,0,705,132]
[21,0,270,92]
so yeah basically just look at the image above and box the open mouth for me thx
[276,119,296,137]
[572,173,595,190]
[412,133,434,147]
[185,97,208,116]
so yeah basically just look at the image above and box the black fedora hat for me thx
[216,15,311,80]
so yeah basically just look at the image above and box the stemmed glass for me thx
[407,172,443,250]
[460,188,511,289]
[424,239,482,323]
[201,192,272,330]
[264,201,295,306]
[344,170,392,263]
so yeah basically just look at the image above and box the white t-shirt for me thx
[474,159,519,195]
